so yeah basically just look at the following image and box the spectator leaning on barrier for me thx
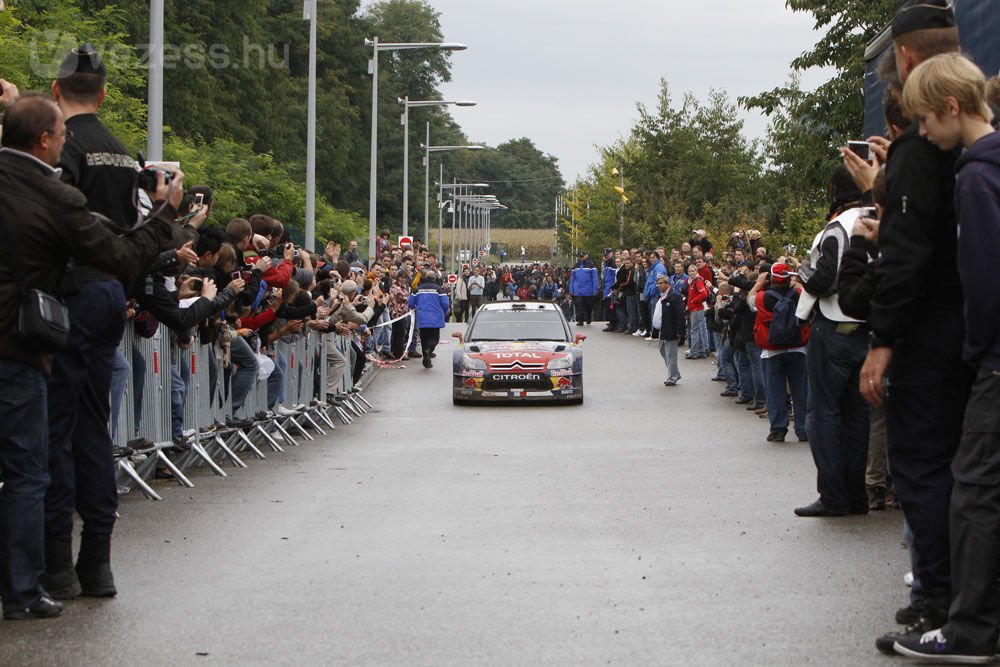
[860,2,975,655]
[408,270,450,369]
[793,165,870,518]
[0,91,182,620]
[890,50,1000,664]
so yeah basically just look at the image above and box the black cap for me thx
[58,43,106,79]
[892,0,956,39]
[577,250,587,257]
[603,247,613,254]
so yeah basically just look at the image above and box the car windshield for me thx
[468,309,568,342]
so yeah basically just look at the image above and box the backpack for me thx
[765,289,805,348]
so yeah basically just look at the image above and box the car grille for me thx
[482,374,552,392]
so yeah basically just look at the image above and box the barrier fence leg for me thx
[352,390,374,411]
[283,416,313,441]
[270,420,298,448]
[298,411,326,436]
[253,424,284,453]
[213,434,248,468]
[233,429,267,460]
[117,459,163,501]
[190,440,229,477]
[155,450,195,488]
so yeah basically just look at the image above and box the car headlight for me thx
[547,355,572,370]
[463,354,486,370]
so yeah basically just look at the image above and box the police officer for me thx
[0,92,182,619]
[40,44,166,601]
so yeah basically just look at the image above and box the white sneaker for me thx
[904,572,914,587]
[644,336,654,341]
[632,329,645,337]
[275,404,299,417]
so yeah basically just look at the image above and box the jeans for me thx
[373,309,391,354]
[624,295,638,332]
[658,339,680,383]
[804,317,870,513]
[688,309,709,357]
[744,342,765,407]
[0,360,50,610]
[762,351,808,436]
[717,340,739,392]
[267,351,287,409]
[170,361,188,438]
[229,335,258,411]
[110,348,129,442]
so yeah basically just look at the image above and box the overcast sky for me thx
[412,0,833,184]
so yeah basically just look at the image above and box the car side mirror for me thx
[452,331,464,343]
[574,334,587,344]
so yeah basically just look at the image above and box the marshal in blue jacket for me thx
[407,280,451,329]
[569,261,599,297]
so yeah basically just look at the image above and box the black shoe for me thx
[720,390,738,397]
[892,628,994,663]
[796,433,808,442]
[876,618,937,655]
[226,417,254,430]
[766,430,787,443]
[793,499,847,517]
[895,603,924,625]
[76,533,117,598]
[711,376,726,382]
[422,351,432,369]
[169,435,191,452]
[869,486,888,512]
[430,352,437,358]
[112,445,135,458]
[3,594,63,620]
[734,398,752,405]
[127,437,157,453]
[407,351,421,359]
[39,567,81,600]
[746,403,761,411]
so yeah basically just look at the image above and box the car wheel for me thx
[453,396,469,406]
[566,396,583,405]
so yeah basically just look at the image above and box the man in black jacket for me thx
[653,275,685,386]
[859,1,976,654]
[0,92,181,620]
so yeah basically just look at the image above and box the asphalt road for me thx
[0,322,909,666]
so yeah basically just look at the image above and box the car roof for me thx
[478,301,562,312]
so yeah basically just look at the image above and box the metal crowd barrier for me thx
[111,322,374,500]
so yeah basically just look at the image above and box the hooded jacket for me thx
[954,130,1000,370]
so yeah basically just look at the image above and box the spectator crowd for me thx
[3,2,1000,663]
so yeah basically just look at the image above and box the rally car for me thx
[452,301,585,405]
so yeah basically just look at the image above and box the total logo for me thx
[492,352,544,359]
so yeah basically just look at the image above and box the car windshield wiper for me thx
[512,338,565,342]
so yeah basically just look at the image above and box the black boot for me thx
[39,534,81,600]
[76,532,117,597]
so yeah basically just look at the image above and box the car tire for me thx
[453,396,469,406]
[566,396,584,405]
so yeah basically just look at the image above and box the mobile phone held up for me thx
[847,140,872,162]
[194,193,204,207]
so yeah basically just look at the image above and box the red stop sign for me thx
[448,274,457,284]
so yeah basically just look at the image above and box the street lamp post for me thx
[423,145,484,263]
[438,182,489,270]
[304,0,317,252]
[398,99,476,239]
[365,38,467,265]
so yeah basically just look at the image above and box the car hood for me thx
[462,341,574,370]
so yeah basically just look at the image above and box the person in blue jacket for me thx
[601,248,619,331]
[568,251,599,326]
[643,250,669,333]
[407,270,450,368]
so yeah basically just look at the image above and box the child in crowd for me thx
[893,51,1000,663]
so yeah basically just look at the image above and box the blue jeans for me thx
[170,358,190,438]
[744,342,765,407]
[688,310,709,357]
[718,340,739,392]
[267,351,287,409]
[804,317,870,512]
[0,360,50,611]
[763,351,808,436]
[230,335,258,411]
[624,295,638,332]
[110,348,129,442]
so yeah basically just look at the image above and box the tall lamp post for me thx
[438,181,488,263]
[398,100,476,238]
[365,37,467,264]
[423,144,484,258]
